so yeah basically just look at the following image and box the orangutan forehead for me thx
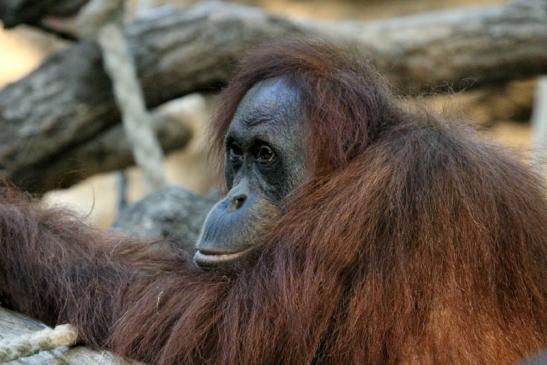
[231,77,301,130]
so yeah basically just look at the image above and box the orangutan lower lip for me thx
[193,247,254,266]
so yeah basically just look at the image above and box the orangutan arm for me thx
[0,198,195,349]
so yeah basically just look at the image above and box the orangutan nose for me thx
[229,194,247,210]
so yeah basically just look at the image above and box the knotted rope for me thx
[78,0,166,192]
[0,324,78,362]
[532,76,547,178]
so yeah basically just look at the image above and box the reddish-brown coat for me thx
[0,39,546,364]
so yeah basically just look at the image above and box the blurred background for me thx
[0,0,543,228]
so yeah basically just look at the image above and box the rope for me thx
[532,76,547,178]
[0,324,78,362]
[136,0,156,17]
[78,0,166,192]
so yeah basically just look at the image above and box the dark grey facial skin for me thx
[194,77,306,267]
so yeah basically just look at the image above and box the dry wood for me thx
[1,0,546,193]
[5,98,194,193]
[0,0,88,28]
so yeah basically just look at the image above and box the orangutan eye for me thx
[256,145,275,164]
[228,142,243,163]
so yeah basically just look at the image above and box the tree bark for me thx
[5,97,195,193]
[0,0,88,28]
[1,0,546,193]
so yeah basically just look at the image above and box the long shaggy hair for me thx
[0,40,546,365]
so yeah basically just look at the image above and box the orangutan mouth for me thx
[193,247,255,266]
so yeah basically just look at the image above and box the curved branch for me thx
[1,0,546,192]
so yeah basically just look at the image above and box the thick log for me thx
[5,96,196,193]
[1,0,546,193]
[0,0,88,28]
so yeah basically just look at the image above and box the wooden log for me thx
[5,96,196,193]
[0,0,88,28]
[1,0,546,193]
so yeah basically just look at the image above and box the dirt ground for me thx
[0,0,534,227]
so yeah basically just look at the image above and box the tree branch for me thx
[6,96,202,193]
[1,0,546,192]
[0,0,89,28]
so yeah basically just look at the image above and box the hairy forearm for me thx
[0,198,193,348]
[0,201,127,345]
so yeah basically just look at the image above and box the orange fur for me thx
[0,39,546,364]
